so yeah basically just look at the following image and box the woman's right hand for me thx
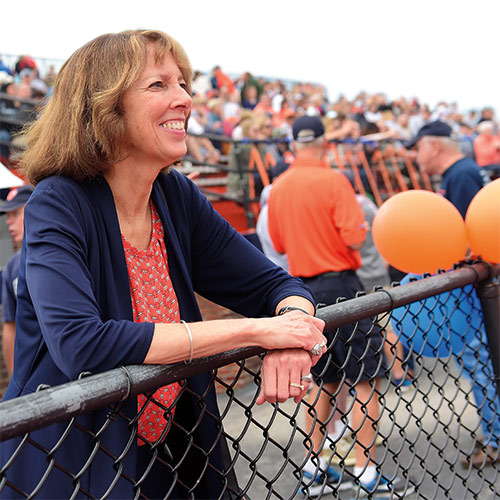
[253,312,326,360]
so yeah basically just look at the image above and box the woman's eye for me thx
[149,81,163,89]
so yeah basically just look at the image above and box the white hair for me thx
[420,135,461,155]
[477,121,494,133]
[294,135,324,151]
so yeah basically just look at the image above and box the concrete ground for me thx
[217,357,500,499]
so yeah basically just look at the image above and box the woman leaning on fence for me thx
[0,30,327,499]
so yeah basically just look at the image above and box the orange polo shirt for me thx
[268,153,366,277]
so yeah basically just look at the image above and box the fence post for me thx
[476,271,500,401]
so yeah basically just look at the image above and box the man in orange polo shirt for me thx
[268,116,405,497]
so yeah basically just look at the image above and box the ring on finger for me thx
[301,373,313,383]
[309,343,323,356]
[290,382,305,390]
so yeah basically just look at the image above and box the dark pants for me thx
[300,271,386,384]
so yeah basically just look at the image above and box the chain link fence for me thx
[1,261,499,499]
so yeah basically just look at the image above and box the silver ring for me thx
[309,343,323,356]
[301,373,313,383]
[290,382,305,390]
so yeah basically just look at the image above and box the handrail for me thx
[1,261,493,442]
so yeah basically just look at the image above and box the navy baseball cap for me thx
[292,116,325,143]
[406,120,454,148]
[0,185,34,214]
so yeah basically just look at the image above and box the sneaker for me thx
[462,443,500,467]
[357,473,415,498]
[325,435,357,466]
[326,434,385,467]
[301,466,353,497]
[392,376,413,391]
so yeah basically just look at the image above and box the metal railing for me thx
[1,261,499,499]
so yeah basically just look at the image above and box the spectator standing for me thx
[473,120,500,179]
[410,120,500,466]
[267,116,408,496]
[0,30,325,499]
[411,120,489,218]
[226,115,266,198]
[1,185,33,377]
[256,184,289,272]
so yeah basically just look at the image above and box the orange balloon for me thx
[372,190,467,274]
[465,178,500,263]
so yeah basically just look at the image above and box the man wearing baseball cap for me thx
[267,116,407,496]
[409,122,499,466]
[1,184,33,377]
[408,120,489,218]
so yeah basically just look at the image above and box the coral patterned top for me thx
[122,201,182,445]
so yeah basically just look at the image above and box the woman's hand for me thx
[256,348,314,405]
[253,312,326,356]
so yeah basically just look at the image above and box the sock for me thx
[354,464,377,484]
[328,419,347,441]
[304,455,329,474]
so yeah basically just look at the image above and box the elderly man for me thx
[410,120,489,218]
[410,120,499,467]
[473,120,500,179]
[267,116,409,497]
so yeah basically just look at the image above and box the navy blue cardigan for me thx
[1,170,313,499]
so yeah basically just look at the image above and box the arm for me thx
[333,173,367,248]
[2,321,15,376]
[23,183,155,379]
[145,312,324,364]
[146,305,324,405]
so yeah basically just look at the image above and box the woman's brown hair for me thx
[20,29,192,185]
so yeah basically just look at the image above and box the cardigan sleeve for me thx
[21,182,154,379]
[164,172,314,317]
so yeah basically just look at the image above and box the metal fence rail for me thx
[0,261,499,499]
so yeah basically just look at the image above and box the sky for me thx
[2,0,499,115]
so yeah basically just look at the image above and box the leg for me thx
[326,383,348,436]
[351,379,380,468]
[382,323,412,382]
[305,381,339,456]
[458,328,500,465]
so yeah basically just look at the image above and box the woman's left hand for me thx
[256,348,313,405]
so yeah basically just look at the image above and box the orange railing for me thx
[196,139,435,231]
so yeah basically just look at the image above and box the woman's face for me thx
[120,47,192,169]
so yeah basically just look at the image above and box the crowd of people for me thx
[2,53,499,177]
[0,41,499,498]
[186,66,499,183]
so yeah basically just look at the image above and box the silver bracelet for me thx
[180,320,193,365]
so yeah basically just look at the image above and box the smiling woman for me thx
[0,29,326,499]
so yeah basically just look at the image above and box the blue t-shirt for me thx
[1,250,20,322]
[440,157,489,219]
